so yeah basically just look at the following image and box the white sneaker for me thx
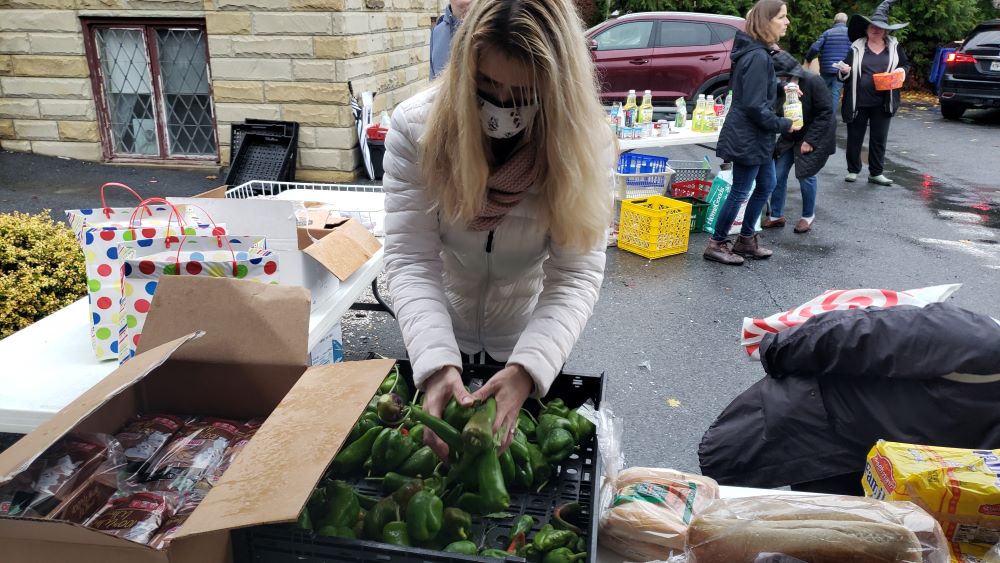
[845,173,858,183]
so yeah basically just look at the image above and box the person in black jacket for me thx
[707,0,797,266]
[762,51,836,234]
[836,0,910,186]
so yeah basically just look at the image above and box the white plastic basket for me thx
[614,166,676,200]
[226,181,386,236]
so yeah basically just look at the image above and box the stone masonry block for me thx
[297,146,361,171]
[280,104,352,127]
[313,126,356,149]
[1,139,32,152]
[4,0,78,9]
[289,0,345,9]
[1,77,91,99]
[0,98,40,118]
[211,58,293,81]
[368,13,388,32]
[14,119,59,140]
[296,126,316,148]
[215,0,290,9]
[207,36,232,57]
[58,120,99,142]
[292,59,337,81]
[253,13,332,35]
[31,140,101,161]
[12,56,89,78]
[0,33,31,54]
[204,13,252,35]
[38,99,96,120]
[0,56,11,76]
[232,36,313,58]
[314,36,366,59]
[265,81,348,104]
[214,102,281,123]
[27,33,85,55]
[76,0,128,7]
[0,119,15,139]
[0,11,79,33]
[295,168,358,182]
[331,13,370,35]
[121,0,203,9]
[217,123,231,146]
[386,14,403,31]
[212,80,264,103]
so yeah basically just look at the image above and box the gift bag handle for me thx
[100,182,150,220]
[128,197,191,248]
[171,234,239,277]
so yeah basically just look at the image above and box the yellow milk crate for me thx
[617,195,693,259]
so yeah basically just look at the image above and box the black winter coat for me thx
[699,303,1000,488]
[716,32,793,166]
[775,71,836,179]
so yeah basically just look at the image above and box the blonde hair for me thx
[419,0,614,250]
[745,0,786,45]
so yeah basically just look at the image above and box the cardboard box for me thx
[0,276,394,563]
[308,322,344,366]
[169,198,381,306]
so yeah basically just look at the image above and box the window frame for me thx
[654,20,716,49]
[593,19,656,52]
[81,18,219,163]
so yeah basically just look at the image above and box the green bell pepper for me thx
[540,398,570,419]
[526,442,551,486]
[506,514,535,553]
[510,430,534,488]
[443,540,478,554]
[478,448,510,510]
[348,411,380,443]
[306,486,327,524]
[392,479,425,515]
[444,397,475,431]
[371,427,416,475]
[499,448,515,485]
[316,525,355,539]
[296,509,312,531]
[567,410,595,443]
[330,425,381,475]
[553,502,584,534]
[363,496,399,540]
[405,490,443,542]
[517,410,537,436]
[409,423,425,445]
[408,405,464,453]
[382,521,410,546]
[377,393,406,426]
[397,445,438,478]
[542,547,586,563]
[462,398,498,454]
[441,507,472,543]
[378,365,409,403]
[479,548,512,559]
[319,480,360,530]
[533,524,578,552]
[535,414,575,463]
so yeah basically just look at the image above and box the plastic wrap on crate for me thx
[231,360,605,563]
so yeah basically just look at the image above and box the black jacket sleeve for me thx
[837,48,855,83]
[758,303,1000,381]
[803,75,833,149]
[896,45,910,74]
[740,52,792,134]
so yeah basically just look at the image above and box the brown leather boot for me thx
[733,234,773,259]
[704,239,745,265]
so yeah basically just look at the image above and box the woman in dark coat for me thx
[707,0,796,266]
[836,0,910,186]
[762,51,837,234]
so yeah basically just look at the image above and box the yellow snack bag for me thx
[863,440,1000,549]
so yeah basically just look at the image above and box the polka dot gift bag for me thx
[65,184,226,361]
[120,232,279,364]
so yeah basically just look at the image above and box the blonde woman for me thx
[383,0,613,459]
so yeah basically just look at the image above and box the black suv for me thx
[939,19,1000,119]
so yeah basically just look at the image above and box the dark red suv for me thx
[587,12,745,108]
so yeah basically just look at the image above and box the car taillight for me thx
[945,52,976,64]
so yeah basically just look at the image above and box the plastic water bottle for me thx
[639,90,654,138]
[674,97,687,129]
[720,90,733,128]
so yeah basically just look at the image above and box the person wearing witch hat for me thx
[835,0,909,186]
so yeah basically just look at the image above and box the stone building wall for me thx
[0,0,439,181]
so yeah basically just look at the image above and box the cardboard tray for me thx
[231,360,605,563]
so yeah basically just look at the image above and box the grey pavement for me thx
[2,102,998,482]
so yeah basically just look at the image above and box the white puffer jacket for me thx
[382,88,607,397]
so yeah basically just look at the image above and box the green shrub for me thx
[0,212,87,339]
[577,0,611,28]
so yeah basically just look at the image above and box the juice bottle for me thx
[622,89,638,138]
[639,90,654,138]
[692,95,706,132]
[704,95,717,132]
[674,97,687,129]
[609,102,621,137]
[783,83,804,130]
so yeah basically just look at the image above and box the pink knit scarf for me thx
[466,145,538,232]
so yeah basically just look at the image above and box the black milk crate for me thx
[231,360,605,563]
[0,433,23,455]
[224,132,296,189]
[244,119,300,180]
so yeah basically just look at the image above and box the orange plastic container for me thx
[873,70,904,91]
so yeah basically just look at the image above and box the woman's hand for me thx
[834,61,851,75]
[470,363,534,454]
[800,141,814,154]
[421,365,474,460]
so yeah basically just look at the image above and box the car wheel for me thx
[940,101,966,120]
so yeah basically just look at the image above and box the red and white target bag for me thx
[741,284,962,359]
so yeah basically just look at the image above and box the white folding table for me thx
[617,122,720,152]
[0,248,384,434]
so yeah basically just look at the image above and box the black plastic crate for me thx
[224,132,296,189]
[243,119,300,180]
[232,360,604,563]
[0,433,23,455]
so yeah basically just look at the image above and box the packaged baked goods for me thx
[600,467,721,560]
[86,491,180,545]
[50,445,130,524]
[684,495,950,563]
[208,418,264,485]
[863,440,1000,547]
[147,489,205,550]
[0,434,117,519]
[115,414,187,474]
[140,417,242,492]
